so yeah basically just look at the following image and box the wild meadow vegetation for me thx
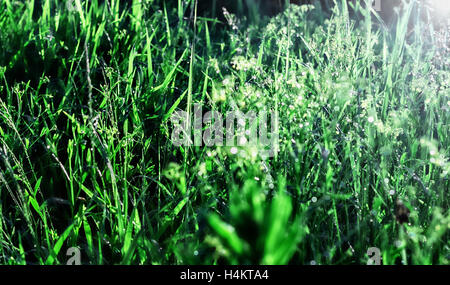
[0,0,448,265]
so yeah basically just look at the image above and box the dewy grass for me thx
[0,0,448,265]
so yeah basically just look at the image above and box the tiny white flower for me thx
[368,116,375,123]
[230,147,238,154]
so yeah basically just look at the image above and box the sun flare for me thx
[429,0,450,16]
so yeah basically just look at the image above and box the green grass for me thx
[0,0,448,265]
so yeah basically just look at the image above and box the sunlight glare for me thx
[430,0,450,16]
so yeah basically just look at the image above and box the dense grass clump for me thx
[0,0,448,265]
